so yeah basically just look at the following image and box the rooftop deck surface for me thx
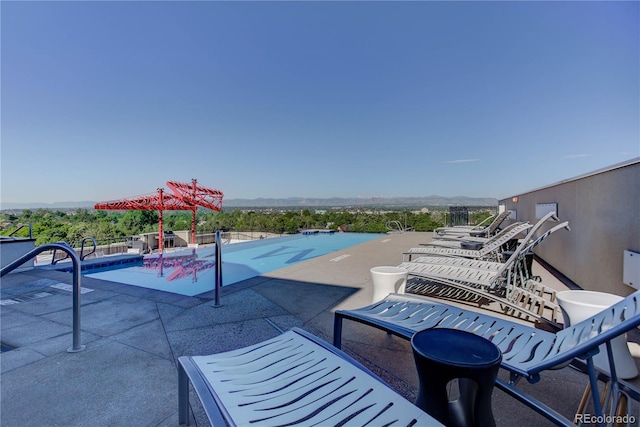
[2,232,639,426]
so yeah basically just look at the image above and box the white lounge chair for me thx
[427,221,528,244]
[396,217,570,322]
[434,210,511,237]
[402,215,567,291]
[404,222,533,262]
[333,291,640,427]
[403,213,566,285]
[178,327,443,426]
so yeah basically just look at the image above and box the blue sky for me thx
[2,1,638,205]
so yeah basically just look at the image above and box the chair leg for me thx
[178,360,190,426]
[333,314,343,348]
[586,357,606,422]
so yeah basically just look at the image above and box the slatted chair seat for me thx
[407,256,505,272]
[404,276,560,323]
[333,292,640,426]
[397,260,561,323]
[401,260,500,285]
[178,327,443,426]
[405,244,500,259]
[426,221,532,246]
[404,256,558,299]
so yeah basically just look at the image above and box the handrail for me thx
[213,230,223,307]
[0,242,85,352]
[386,220,403,233]
[8,223,33,239]
[79,236,97,261]
[51,235,97,264]
[224,232,269,242]
[386,220,414,234]
[51,247,70,265]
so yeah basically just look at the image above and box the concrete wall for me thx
[499,158,639,296]
[139,232,185,251]
[0,238,36,273]
[172,230,189,247]
[91,243,129,257]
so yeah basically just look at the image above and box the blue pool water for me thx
[86,232,382,296]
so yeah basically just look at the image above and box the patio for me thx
[1,231,639,426]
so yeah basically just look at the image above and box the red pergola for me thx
[94,179,224,252]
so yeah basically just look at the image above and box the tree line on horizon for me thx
[0,208,494,247]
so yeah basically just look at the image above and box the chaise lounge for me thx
[403,222,533,262]
[178,327,444,426]
[333,291,640,426]
[396,218,570,322]
[434,210,512,238]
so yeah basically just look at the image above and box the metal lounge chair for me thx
[405,273,561,323]
[403,222,534,262]
[178,327,443,426]
[396,217,570,321]
[398,278,562,329]
[407,213,565,277]
[405,218,563,297]
[425,221,528,244]
[333,292,640,426]
[434,210,511,237]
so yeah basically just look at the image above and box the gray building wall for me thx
[499,158,639,296]
[0,238,36,272]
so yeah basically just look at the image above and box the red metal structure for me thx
[94,179,224,253]
[166,180,224,246]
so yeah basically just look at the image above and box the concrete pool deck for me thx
[1,231,639,426]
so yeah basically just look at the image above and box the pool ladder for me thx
[1,242,85,352]
[52,236,97,264]
[386,220,414,234]
[8,223,33,239]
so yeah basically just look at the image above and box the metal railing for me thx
[79,236,97,261]
[51,236,98,264]
[0,242,85,352]
[8,223,33,239]
[385,220,414,234]
[213,230,222,307]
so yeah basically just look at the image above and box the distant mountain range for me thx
[223,196,499,208]
[1,196,498,211]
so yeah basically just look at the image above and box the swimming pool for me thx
[86,232,383,296]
